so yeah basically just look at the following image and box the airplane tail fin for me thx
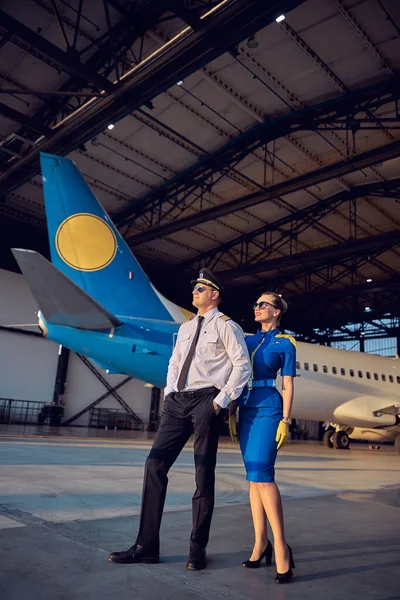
[12,249,122,330]
[40,153,190,322]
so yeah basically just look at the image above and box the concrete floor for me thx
[0,434,399,600]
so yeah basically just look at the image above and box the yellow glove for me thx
[275,420,289,450]
[228,414,238,443]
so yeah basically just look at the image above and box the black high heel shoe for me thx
[242,540,273,568]
[275,544,295,584]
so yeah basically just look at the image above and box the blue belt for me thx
[248,378,276,390]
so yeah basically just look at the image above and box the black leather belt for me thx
[176,386,218,399]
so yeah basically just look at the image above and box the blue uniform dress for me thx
[237,329,296,483]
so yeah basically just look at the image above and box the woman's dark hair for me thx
[258,291,288,325]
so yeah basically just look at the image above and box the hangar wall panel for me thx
[0,270,59,403]
[0,269,152,423]
[0,329,59,403]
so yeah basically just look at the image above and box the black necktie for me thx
[177,316,204,391]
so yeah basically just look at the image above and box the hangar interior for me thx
[0,0,399,430]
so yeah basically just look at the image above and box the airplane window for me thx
[366,372,371,379]
[397,376,400,384]
[374,373,379,380]
[381,374,386,382]
[296,361,300,369]
[349,369,354,377]
[340,368,345,376]
[304,363,309,370]
[358,371,363,378]
[313,364,318,372]
[323,365,328,373]
[332,366,337,374]
[389,375,394,383]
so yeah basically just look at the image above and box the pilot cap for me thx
[191,267,224,292]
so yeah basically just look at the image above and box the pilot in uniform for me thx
[109,268,251,570]
[237,328,296,483]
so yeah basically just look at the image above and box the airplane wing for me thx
[12,249,123,331]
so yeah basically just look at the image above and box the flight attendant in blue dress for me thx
[229,291,296,584]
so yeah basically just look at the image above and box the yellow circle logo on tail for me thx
[56,213,117,272]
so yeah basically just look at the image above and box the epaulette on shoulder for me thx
[219,314,231,322]
[276,333,296,347]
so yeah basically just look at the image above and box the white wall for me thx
[63,353,152,426]
[0,269,154,424]
[0,270,59,403]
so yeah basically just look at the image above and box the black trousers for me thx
[136,387,221,553]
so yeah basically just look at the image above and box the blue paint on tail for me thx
[40,153,171,321]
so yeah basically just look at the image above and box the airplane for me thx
[10,153,400,453]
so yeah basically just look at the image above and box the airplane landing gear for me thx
[331,430,350,450]
[323,424,352,450]
[323,429,335,448]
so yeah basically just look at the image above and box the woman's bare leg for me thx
[248,481,269,560]
[256,482,290,572]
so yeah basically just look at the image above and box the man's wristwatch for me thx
[282,417,291,425]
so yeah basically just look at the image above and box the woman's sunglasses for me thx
[252,301,278,311]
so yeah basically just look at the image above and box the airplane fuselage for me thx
[45,316,180,389]
[44,318,400,431]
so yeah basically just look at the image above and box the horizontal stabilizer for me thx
[12,249,122,331]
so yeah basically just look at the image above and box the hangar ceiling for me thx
[0,0,399,339]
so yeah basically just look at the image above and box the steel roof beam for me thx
[0,0,306,197]
[126,138,400,245]
[218,229,400,281]
[120,76,400,227]
[290,276,400,307]
[0,9,112,91]
[173,178,400,269]
[0,102,52,137]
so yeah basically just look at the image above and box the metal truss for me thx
[119,76,400,230]
[127,137,400,245]
[221,236,398,295]
[295,315,400,346]
[0,0,305,197]
[0,1,171,166]
[62,354,141,426]
[218,229,400,282]
[177,178,400,272]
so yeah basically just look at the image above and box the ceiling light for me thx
[276,14,285,23]
[176,80,184,86]
[246,35,259,49]
[364,306,371,312]
[366,278,372,283]
[107,124,115,130]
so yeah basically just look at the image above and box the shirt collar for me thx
[258,328,279,337]
[197,306,219,322]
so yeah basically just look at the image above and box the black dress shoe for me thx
[186,546,206,570]
[108,544,159,564]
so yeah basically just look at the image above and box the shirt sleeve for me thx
[164,328,182,396]
[280,339,297,377]
[213,321,251,409]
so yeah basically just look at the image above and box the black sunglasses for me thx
[193,284,208,293]
[252,301,278,310]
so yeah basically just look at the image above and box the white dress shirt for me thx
[164,307,251,408]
